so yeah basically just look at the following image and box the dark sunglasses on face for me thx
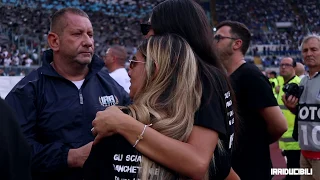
[140,23,151,35]
[214,34,238,43]
[129,59,146,69]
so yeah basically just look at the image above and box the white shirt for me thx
[12,56,20,66]
[299,74,306,80]
[109,68,131,93]
[4,58,11,67]
[25,58,33,67]
[72,79,85,90]
[2,51,8,57]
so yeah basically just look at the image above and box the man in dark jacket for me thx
[5,7,130,180]
[0,98,32,180]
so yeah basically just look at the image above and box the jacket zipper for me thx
[79,90,84,105]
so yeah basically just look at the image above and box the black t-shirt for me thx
[0,98,32,180]
[194,68,232,138]
[230,63,277,180]
[199,68,234,180]
[83,135,141,180]
[83,68,234,180]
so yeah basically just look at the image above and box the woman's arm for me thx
[92,106,218,180]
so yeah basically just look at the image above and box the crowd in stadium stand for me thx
[0,0,161,54]
[0,0,319,76]
[216,0,319,47]
[0,0,164,75]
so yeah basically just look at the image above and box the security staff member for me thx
[268,71,278,99]
[275,75,284,97]
[277,57,301,180]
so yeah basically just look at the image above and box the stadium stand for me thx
[0,0,318,76]
[215,0,319,69]
[0,0,164,75]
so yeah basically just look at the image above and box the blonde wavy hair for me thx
[123,34,202,179]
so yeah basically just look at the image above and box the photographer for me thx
[277,57,301,180]
[283,34,320,180]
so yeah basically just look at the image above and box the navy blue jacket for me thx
[5,50,131,180]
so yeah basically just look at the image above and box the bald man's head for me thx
[109,45,128,65]
[50,7,89,35]
[295,62,305,76]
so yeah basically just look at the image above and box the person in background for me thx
[277,57,301,180]
[268,71,279,99]
[295,62,306,79]
[0,68,7,76]
[276,75,284,96]
[213,20,287,180]
[104,45,131,93]
[283,34,320,180]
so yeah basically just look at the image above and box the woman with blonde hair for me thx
[89,0,239,179]
[84,33,203,179]
[87,34,236,180]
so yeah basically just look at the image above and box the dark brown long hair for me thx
[151,0,239,147]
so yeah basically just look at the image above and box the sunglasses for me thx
[140,23,151,35]
[214,34,238,43]
[129,59,146,69]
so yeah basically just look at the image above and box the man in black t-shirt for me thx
[213,20,288,180]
